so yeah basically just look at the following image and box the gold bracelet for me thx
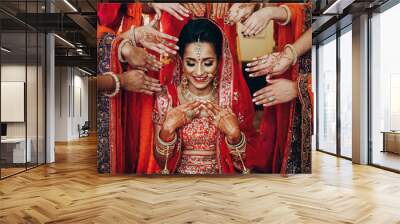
[156,129,175,175]
[225,132,245,149]
[103,72,120,97]
[129,27,137,47]
[277,5,291,26]
[156,144,172,156]
[284,44,298,66]
[118,39,133,63]
[225,132,246,155]
[225,132,249,174]
[157,129,177,147]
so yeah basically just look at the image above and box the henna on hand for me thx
[204,103,241,141]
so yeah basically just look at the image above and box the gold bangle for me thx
[225,132,246,152]
[156,128,174,175]
[156,144,171,156]
[118,39,133,63]
[277,5,291,26]
[103,72,120,97]
[284,44,298,66]
[225,132,249,174]
[157,129,177,147]
[129,27,137,47]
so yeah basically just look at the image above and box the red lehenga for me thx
[152,19,258,174]
[256,3,313,175]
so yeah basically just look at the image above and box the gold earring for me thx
[182,76,188,89]
[213,77,218,89]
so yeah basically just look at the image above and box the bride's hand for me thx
[161,101,202,136]
[205,103,241,144]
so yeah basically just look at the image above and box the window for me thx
[339,27,352,158]
[370,3,400,171]
[0,0,47,179]
[317,36,337,154]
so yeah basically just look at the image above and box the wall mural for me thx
[96,2,312,175]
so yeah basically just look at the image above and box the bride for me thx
[152,18,258,175]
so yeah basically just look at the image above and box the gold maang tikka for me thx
[195,36,201,60]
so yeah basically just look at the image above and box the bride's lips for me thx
[192,76,209,83]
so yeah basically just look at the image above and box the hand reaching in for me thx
[252,79,298,107]
[225,3,257,25]
[134,19,179,56]
[119,70,162,95]
[151,3,190,21]
[246,49,295,78]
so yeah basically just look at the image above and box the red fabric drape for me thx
[98,3,144,174]
[257,4,306,174]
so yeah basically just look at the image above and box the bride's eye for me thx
[186,61,195,67]
[204,61,214,67]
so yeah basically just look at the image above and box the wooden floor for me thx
[372,150,400,171]
[1,136,400,224]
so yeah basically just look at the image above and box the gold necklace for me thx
[183,87,217,102]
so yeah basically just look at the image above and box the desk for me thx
[382,131,400,154]
[1,138,31,163]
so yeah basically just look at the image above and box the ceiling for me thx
[312,0,391,43]
[0,0,97,73]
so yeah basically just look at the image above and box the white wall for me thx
[55,66,69,141]
[55,67,89,141]
[1,65,26,137]
[1,64,46,164]
[1,65,39,138]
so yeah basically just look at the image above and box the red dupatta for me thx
[152,18,257,174]
[257,4,306,174]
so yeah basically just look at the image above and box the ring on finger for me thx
[214,114,221,122]
[185,109,195,121]
[268,96,275,102]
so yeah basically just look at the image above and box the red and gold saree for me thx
[98,3,146,174]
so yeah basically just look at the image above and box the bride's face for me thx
[183,42,218,90]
